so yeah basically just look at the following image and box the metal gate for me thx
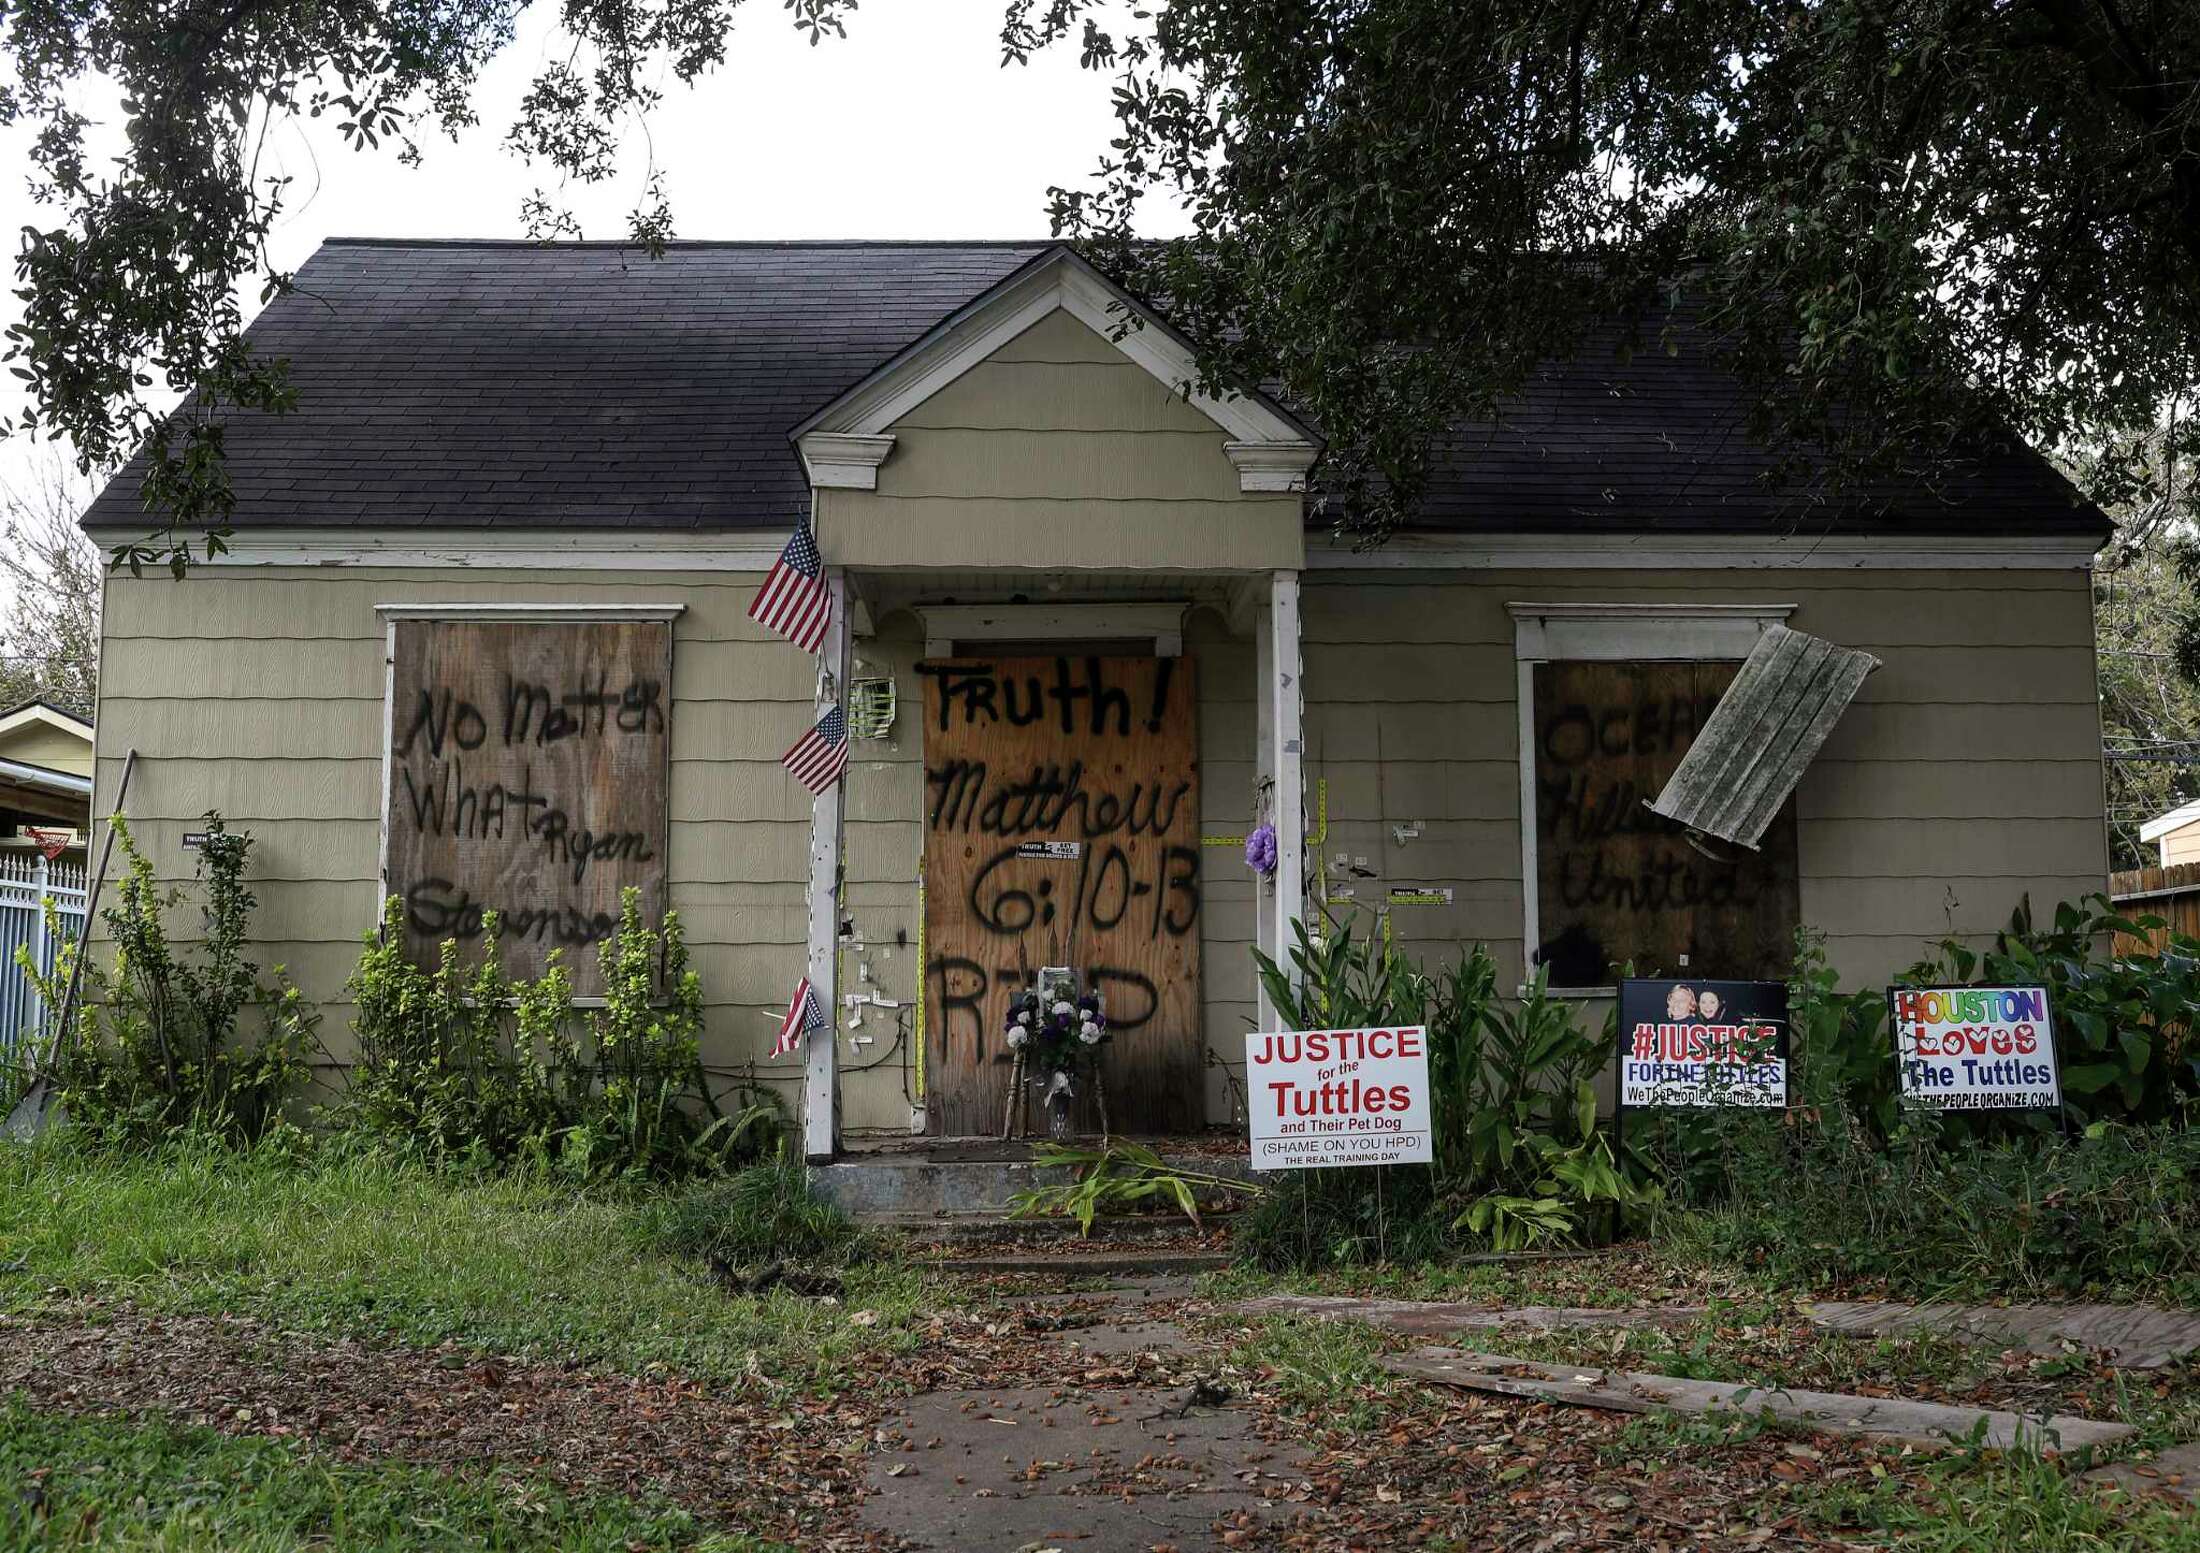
[0,851,88,1060]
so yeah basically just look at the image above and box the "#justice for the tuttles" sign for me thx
[1245,1026,1432,1169]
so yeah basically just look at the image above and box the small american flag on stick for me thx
[747,524,833,653]
[772,975,828,1057]
[782,705,850,795]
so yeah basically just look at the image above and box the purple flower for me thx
[1245,823,1278,877]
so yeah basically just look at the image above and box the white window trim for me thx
[915,601,1189,658]
[1509,602,1795,996]
[375,602,685,1006]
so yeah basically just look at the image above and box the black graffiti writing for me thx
[399,677,665,760]
[1539,694,1718,770]
[918,657,1159,737]
[1553,849,1749,915]
[925,759,1190,841]
[965,842,1201,942]
[1538,773,1685,847]
[399,688,487,758]
[401,757,654,884]
[503,674,665,745]
[927,955,1162,1065]
[402,877,619,946]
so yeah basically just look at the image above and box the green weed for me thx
[0,1138,924,1389]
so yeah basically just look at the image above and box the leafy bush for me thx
[338,889,779,1178]
[639,1156,868,1267]
[1244,916,1653,1266]
[25,814,317,1148]
[1007,1141,1260,1233]
[1683,1118,2200,1304]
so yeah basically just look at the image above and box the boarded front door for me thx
[920,656,1202,1135]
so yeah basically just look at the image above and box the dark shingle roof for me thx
[1414,306,2104,537]
[84,238,2104,537]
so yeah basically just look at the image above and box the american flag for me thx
[782,704,850,795]
[772,975,828,1058]
[748,524,832,653]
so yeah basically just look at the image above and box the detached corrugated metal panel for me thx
[1648,625,1880,850]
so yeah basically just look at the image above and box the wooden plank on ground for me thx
[1804,1300,2200,1371]
[1233,1295,1706,1338]
[2088,1441,2200,1502]
[1381,1347,2134,1454]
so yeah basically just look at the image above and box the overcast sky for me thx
[0,0,1175,513]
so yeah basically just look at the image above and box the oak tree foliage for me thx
[2,0,2196,566]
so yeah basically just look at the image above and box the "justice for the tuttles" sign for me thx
[1245,1026,1432,1170]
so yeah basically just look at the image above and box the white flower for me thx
[1078,1021,1101,1043]
[1014,1009,1031,1026]
[1052,999,1075,1017]
[1005,1026,1028,1050]
[1044,1070,1075,1101]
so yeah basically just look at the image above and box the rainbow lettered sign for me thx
[1889,985,2060,1112]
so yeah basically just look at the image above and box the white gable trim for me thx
[0,703,93,742]
[794,247,1318,492]
[2140,798,2200,845]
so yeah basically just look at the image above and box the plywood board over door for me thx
[384,618,671,997]
[921,656,1203,1134]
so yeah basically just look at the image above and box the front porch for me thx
[799,568,1310,1161]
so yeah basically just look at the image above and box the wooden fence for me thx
[2109,863,2200,955]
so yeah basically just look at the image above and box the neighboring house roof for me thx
[0,701,92,735]
[82,237,2109,539]
[0,703,96,783]
[2141,798,2200,844]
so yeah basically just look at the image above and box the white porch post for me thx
[1254,587,1278,1026]
[804,567,849,1163]
[1267,569,1306,1005]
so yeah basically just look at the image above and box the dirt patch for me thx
[0,1303,879,1547]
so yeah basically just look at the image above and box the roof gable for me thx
[794,246,1316,494]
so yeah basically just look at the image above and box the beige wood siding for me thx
[2162,827,2200,867]
[1300,569,2107,993]
[94,565,816,1114]
[815,309,1305,573]
[93,555,2106,1131]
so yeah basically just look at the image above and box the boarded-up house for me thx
[82,239,2112,1154]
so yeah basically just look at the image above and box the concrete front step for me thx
[877,1211,1238,1246]
[809,1141,1256,1218]
[929,1247,1233,1278]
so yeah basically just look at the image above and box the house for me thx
[81,239,2112,1156]
[2141,799,2200,868]
[0,700,92,860]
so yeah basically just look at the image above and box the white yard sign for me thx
[1891,985,2060,1111]
[1245,1026,1432,1170]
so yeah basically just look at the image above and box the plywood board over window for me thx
[382,614,672,996]
[1532,660,1799,987]
[920,655,1203,1135]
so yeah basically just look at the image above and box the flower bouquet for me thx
[1002,970,1109,1140]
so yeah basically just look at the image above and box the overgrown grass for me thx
[0,1138,924,1390]
[1220,1315,1403,1428]
[1665,1122,2200,1307]
[636,1158,874,1267]
[0,1396,768,1551]
[1799,1450,2200,1551]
